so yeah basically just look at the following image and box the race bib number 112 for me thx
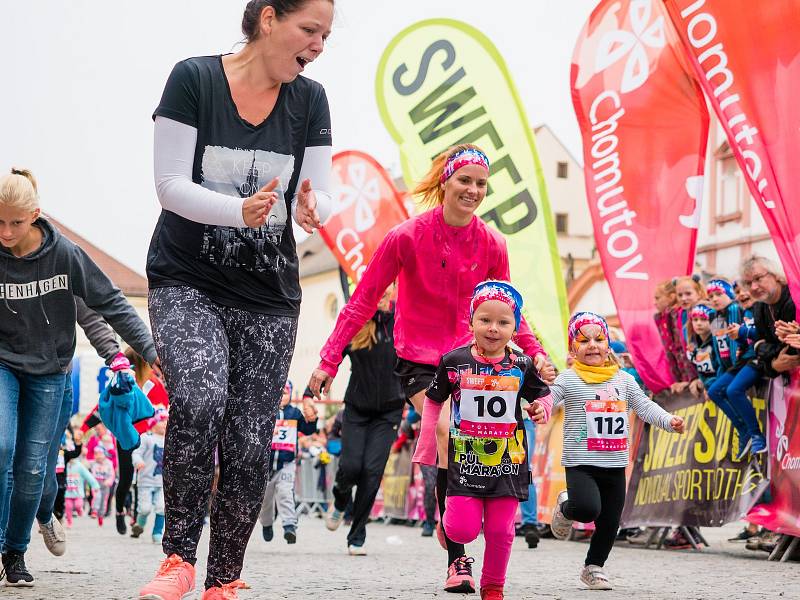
[585,400,628,451]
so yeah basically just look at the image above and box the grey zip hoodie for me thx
[0,218,156,375]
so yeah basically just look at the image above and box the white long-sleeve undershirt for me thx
[153,116,332,228]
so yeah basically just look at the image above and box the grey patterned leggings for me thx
[149,286,297,589]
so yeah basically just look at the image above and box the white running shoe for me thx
[325,505,344,531]
[580,564,613,590]
[347,544,367,556]
[39,516,66,556]
[550,490,573,541]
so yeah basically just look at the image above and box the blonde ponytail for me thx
[0,168,39,211]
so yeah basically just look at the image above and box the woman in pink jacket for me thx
[308,143,555,593]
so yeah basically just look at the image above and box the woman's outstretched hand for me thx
[308,368,333,399]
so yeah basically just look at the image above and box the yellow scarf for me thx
[572,359,619,384]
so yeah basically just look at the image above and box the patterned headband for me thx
[706,279,734,299]
[690,304,715,320]
[568,312,609,346]
[440,148,490,184]
[470,280,523,329]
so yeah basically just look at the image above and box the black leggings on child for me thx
[437,468,466,565]
[562,465,626,567]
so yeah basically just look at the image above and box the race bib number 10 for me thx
[458,374,519,438]
[585,400,628,451]
[272,419,298,452]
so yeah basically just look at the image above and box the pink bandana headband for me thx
[470,280,523,329]
[690,304,715,320]
[568,312,609,346]
[440,148,490,184]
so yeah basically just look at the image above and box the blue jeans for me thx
[519,419,538,526]
[37,374,74,525]
[0,363,67,554]
[706,364,762,439]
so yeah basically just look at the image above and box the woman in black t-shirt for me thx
[323,284,405,554]
[138,2,334,598]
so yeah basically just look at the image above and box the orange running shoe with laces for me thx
[138,554,196,600]
[201,579,248,599]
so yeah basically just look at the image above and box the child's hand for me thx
[534,355,555,385]
[526,400,547,424]
[688,378,704,397]
[302,397,318,422]
[135,462,145,471]
[726,324,740,340]
[670,381,690,395]
[670,415,685,433]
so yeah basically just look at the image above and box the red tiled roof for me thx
[44,214,148,297]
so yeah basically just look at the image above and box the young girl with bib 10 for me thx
[413,281,551,600]
[550,312,685,590]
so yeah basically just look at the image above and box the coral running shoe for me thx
[201,579,247,599]
[139,555,196,600]
[480,584,504,599]
[444,556,476,593]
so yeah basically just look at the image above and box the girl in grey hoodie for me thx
[0,168,156,587]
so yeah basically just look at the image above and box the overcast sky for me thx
[1,0,598,273]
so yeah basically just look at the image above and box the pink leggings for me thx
[64,497,84,526]
[444,495,518,588]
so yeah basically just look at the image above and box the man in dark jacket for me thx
[744,256,800,377]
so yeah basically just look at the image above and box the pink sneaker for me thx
[201,579,247,599]
[139,555,196,600]
[444,556,476,593]
[481,584,504,599]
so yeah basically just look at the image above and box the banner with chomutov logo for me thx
[320,151,410,284]
[570,0,709,393]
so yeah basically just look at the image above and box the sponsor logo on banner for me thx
[663,0,800,314]
[621,389,769,528]
[320,151,409,283]
[375,19,569,366]
[571,0,709,391]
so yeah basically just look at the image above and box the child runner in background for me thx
[89,447,115,526]
[685,304,722,395]
[550,312,684,591]
[63,460,100,528]
[260,381,317,545]
[132,409,168,543]
[413,281,550,600]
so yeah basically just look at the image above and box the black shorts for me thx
[394,358,437,400]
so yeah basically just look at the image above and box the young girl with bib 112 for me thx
[413,281,551,600]
[550,312,685,591]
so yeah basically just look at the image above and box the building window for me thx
[557,162,568,179]
[716,155,742,223]
[556,213,568,234]
[325,294,339,321]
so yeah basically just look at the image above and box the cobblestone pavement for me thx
[4,515,796,599]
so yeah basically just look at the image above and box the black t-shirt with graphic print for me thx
[147,55,332,315]
[426,344,550,500]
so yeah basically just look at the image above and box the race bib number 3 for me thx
[458,374,519,438]
[272,419,298,452]
[585,400,628,451]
